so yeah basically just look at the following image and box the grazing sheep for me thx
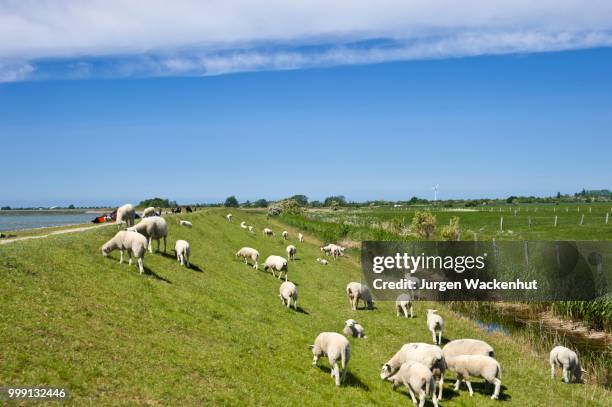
[142,206,157,217]
[321,243,345,259]
[116,204,136,228]
[446,355,502,399]
[235,247,259,270]
[127,216,168,253]
[240,221,247,229]
[310,332,351,386]
[174,239,190,267]
[248,225,255,233]
[286,244,297,260]
[346,282,373,310]
[263,255,288,280]
[443,339,494,359]
[226,213,233,222]
[396,293,414,318]
[550,346,583,384]
[282,230,289,240]
[263,228,274,237]
[381,361,438,407]
[380,343,446,400]
[101,230,147,274]
[343,319,367,338]
[279,281,298,310]
[298,232,304,243]
[316,258,329,265]
[427,309,444,345]
[178,219,192,228]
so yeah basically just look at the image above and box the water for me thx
[0,211,97,232]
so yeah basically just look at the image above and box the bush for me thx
[224,196,239,208]
[441,216,460,241]
[411,211,437,240]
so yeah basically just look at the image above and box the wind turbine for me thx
[432,184,439,204]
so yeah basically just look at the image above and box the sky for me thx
[1,1,611,206]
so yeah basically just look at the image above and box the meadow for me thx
[0,208,609,405]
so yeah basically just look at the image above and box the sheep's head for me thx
[101,243,111,256]
[345,319,357,327]
[427,309,438,314]
[380,363,395,380]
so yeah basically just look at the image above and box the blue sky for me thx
[1,2,611,206]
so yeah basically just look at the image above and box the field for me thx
[0,208,609,405]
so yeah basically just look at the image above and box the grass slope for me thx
[0,209,608,405]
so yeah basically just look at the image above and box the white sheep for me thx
[346,282,373,310]
[226,213,233,222]
[142,206,157,217]
[396,293,414,318]
[443,339,494,359]
[321,243,344,259]
[278,281,298,310]
[316,258,329,265]
[380,343,446,400]
[116,203,136,228]
[549,346,583,384]
[286,244,297,260]
[446,355,502,399]
[310,332,351,386]
[178,219,192,228]
[235,247,259,270]
[381,361,438,407]
[282,230,289,240]
[263,227,274,237]
[248,225,255,233]
[343,319,366,338]
[101,230,147,274]
[298,232,304,243]
[263,255,288,280]
[174,239,190,267]
[240,221,247,229]
[127,216,168,253]
[427,309,444,345]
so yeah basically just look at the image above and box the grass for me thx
[0,209,609,405]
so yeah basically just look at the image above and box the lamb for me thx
[286,244,297,260]
[278,281,298,310]
[174,239,190,267]
[127,216,168,253]
[116,203,136,228]
[346,282,373,310]
[343,319,366,338]
[235,247,259,270]
[178,219,192,228]
[263,227,274,237]
[142,206,157,217]
[282,230,288,240]
[380,343,446,400]
[226,213,233,222]
[427,309,444,345]
[310,332,351,386]
[549,346,583,384]
[298,232,304,243]
[316,258,329,265]
[446,355,502,399]
[248,225,255,233]
[101,230,147,274]
[396,293,414,318]
[381,361,438,407]
[263,255,288,280]
[443,339,494,359]
[321,243,344,259]
[240,221,247,229]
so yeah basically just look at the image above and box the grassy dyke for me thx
[0,209,609,405]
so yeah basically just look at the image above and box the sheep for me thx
[174,239,190,267]
[346,282,373,310]
[240,221,247,229]
[380,343,446,400]
[101,230,147,274]
[282,230,289,240]
[396,293,414,318]
[427,309,444,345]
[127,216,168,253]
[263,227,274,237]
[226,213,233,222]
[142,206,157,217]
[549,346,583,384]
[298,232,304,243]
[178,219,192,228]
[248,225,255,233]
[443,339,495,359]
[316,258,328,265]
[321,243,345,259]
[235,247,259,270]
[310,332,351,386]
[446,355,502,399]
[286,244,297,260]
[116,203,136,228]
[381,361,438,407]
[279,281,298,310]
[343,319,367,338]
[263,255,288,280]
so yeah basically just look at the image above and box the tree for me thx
[253,199,268,208]
[68,204,76,209]
[0,206,10,210]
[139,197,173,208]
[224,196,239,208]
[324,195,346,207]
[411,210,437,240]
[289,195,309,206]
[441,216,460,241]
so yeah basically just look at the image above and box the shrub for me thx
[411,210,437,240]
[441,216,460,241]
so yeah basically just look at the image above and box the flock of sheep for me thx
[101,205,586,406]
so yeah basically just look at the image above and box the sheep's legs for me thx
[431,331,437,344]
[417,390,426,407]
[550,363,556,379]
[119,250,124,264]
[147,238,153,253]
[454,379,461,391]
[254,261,258,270]
[437,331,442,345]
[438,377,444,400]
[563,367,570,383]
[410,305,414,318]
[491,378,501,399]
[137,258,144,274]
[293,300,298,311]
[465,380,474,396]
[407,387,418,405]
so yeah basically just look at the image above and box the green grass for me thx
[0,209,609,405]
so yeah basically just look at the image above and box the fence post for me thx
[528,216,532,228]
[580,214,585,225]
[606,212,609,225]
[500,216,504,232]
[554,215,558,227]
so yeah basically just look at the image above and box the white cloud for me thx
[1,0,612,81]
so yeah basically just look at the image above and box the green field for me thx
[0,208,609,405]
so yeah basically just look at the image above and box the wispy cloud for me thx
[1,0,612,82]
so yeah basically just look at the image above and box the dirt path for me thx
[0,223,114,245]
